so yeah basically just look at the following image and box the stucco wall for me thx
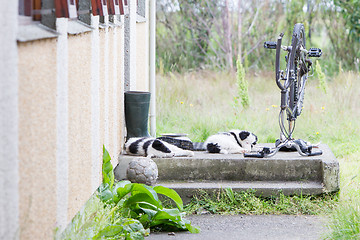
[67,32,93,221]
[15,19,127,238]
[136,21,149,92]
[18,38,58,240]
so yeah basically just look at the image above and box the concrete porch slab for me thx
[115,144,339,200]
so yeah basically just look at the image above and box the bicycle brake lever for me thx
[307,150,323,156]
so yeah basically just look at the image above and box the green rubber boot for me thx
[124,91,151,140]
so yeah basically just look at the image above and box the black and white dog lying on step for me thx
[125,137,194,158]
[205,130,258,154]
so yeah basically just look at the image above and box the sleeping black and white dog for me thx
[125,137,194,158]
[205,130,258,154]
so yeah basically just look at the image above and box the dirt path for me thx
[147,214,327,240]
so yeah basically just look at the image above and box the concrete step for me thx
[157,180,324,203]
[115,144,339,198]
[154,152,323,182]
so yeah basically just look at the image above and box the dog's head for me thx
[232,130,258,151]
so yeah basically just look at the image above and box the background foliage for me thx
[156,0,360,74]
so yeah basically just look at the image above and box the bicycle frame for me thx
[245,24,323,158]
[275,33,298,140]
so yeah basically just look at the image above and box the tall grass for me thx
[156,70,360,155]
[156,70,360,238]
[156,70,280,142]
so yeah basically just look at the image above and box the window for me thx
[136,0,145,21]
[18,0,79,21]
[17,0,125,41]
[108,0,121,15]
[91,0,108,16]
[122,0,129,15]
[55,0,78,18]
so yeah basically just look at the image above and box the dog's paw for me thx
[241,149,251,154]
[220,150,229,154]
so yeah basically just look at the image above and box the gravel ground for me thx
[147,214,327,240]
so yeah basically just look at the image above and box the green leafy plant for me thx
[98,146,200,235]
[315,60,328,94]
[236,55,250,108]
[58,196,147,240]
[102,146,114,189]
[61,146,199,240]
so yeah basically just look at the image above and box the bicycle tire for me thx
[292,23,307,117]
[282,23,306,138]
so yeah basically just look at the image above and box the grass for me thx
[156,70,360,152]
[156,69,360,238]
[185,189,338,216]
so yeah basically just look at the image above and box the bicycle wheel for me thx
[292,23,307,118]
[281,23,306,139]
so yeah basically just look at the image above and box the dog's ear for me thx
[239,131,250,141]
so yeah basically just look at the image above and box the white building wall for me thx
[0,1,19,239]
[0,1,149,238]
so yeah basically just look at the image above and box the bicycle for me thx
[245,23,323,158]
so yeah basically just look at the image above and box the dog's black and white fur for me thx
[125,137,194,158]
[205,130,258,154]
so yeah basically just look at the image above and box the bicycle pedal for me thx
[264,41,277,49]
[308,48,322,57]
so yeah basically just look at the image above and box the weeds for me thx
[323,202,360,239]
[236,56,250,108]
[315,60,328,94]
[185,188,338,216]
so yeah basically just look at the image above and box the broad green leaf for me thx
[137,202,158,211]
[139,207,158,219]
[92,225,124,239]
[113,181,132,203]
[114,180,132,190]
[116,183,134,200]
[185,223,201,234]
[153,186,183,210]
[152,210,178,221]
[98,183,113,203]
[139,214,151,228]
[128,232,145,240]
[132,184,160,203]
[122,218,145,232]
[160,208,182,219]
[125,193,161,209]
[102,146,114,189]
[149,219,187,230]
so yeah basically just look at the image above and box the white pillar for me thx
[103,16,110,149]
[124,0,137,91]
[0,1,19,239]
[91,15,101,193]
[149,0,156,137]
[55,18,69,232]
